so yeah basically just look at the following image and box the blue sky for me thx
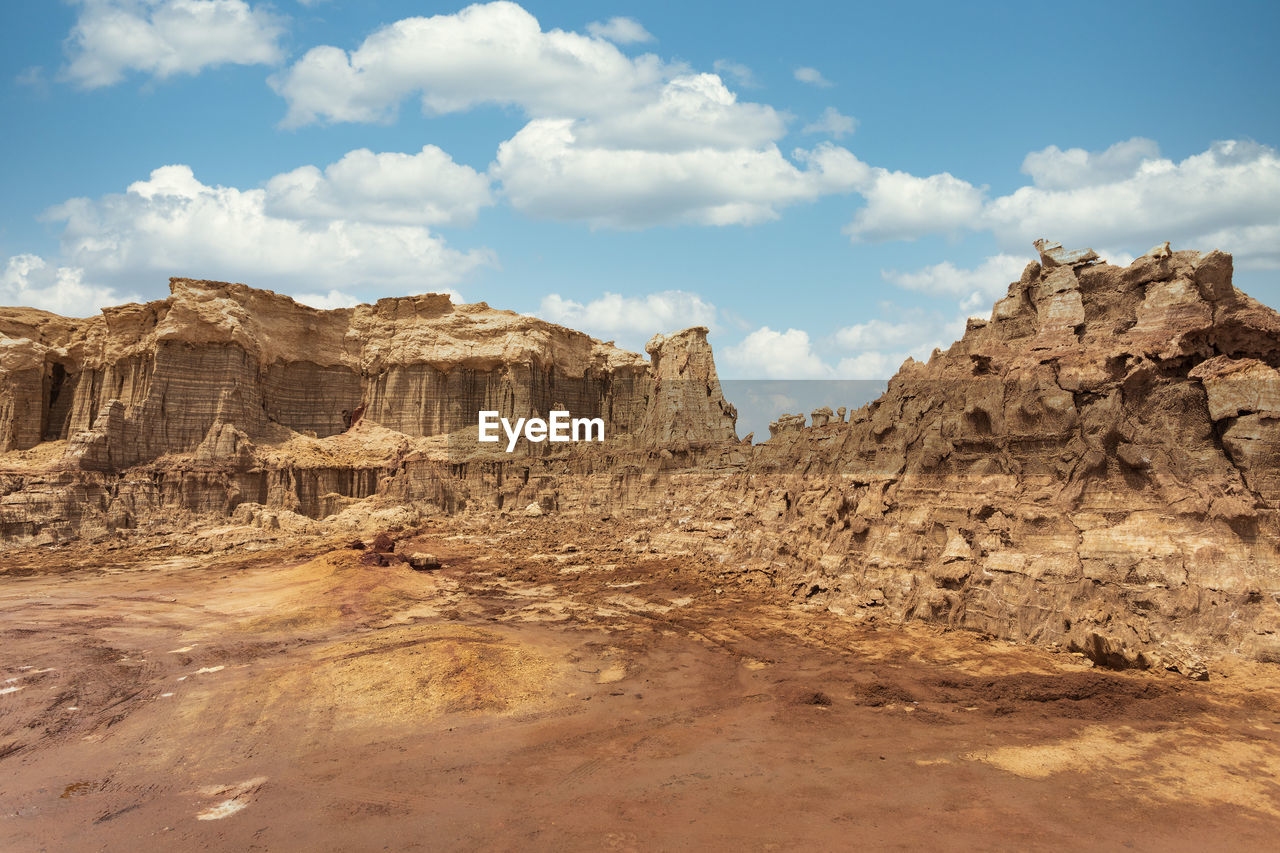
[2,0,1278,378]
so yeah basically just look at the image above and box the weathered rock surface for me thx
[1,245,1277,676]
[726,245,1280,675]
[0,278,651,466]
[635,327,737,451]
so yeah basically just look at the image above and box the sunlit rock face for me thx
[736,244,1280,677]
[0,243,1277,677]
[0,278,653,467]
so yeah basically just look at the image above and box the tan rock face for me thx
[723,245,1280,675]
[635,326,737,451]
[0,278,652,466]
[1,245,1277,677]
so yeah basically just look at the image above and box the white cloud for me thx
[63,0,285,89]
[834,351,920,379]
[289,286,462,310]
[843,137,1280,269]
[1,254,137,316]
[538,290,716,350]
[271,1,669,126]
[712,59,757,89]
[834,318,930,351]
[289,289,359,310]
[720,307,979,381]
[43,164,494,296]
[1021,137,1161,190]
[802,106,857,139]
[586,16,653,44]
[831,310,966,379]
[493,121,867,228]
[882,253,1028,313]
[793,66,832,87]
[844,168,987,242]
[986,139,1280,268]
[264,145,493,226]
[723,327,832,379]
[572,73,785,152]
[269,4,877,230]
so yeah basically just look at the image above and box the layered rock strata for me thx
[0,279,651,467]
[731,242,1280,675]
[1,244,1277,675]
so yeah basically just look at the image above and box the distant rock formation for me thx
[0,277,740,540]
[0,278,654,469]
[740,243,1279,676]
[1,244,1277,676]
[635,327,738,451]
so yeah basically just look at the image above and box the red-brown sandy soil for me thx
[2,517,1279,851]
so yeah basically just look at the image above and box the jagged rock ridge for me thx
[734,241,1279,675]
[0,243,1277,676]
[0,278,656,470]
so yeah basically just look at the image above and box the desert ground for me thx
[3,516,1278,852]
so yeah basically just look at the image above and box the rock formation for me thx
[0,278,652,466]
[634,327,738,451]
[1,243,1277,677]
[733,242,1279,676]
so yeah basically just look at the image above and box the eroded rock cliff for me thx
[1,245,1276,676]
[0,278,652,469]
[726,242,1280,675]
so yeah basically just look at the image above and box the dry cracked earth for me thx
[2,517,1279,851]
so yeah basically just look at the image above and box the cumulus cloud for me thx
[271,1,668,126]
[712,59,757,89]
[485,75,873,228]
[494,122,868,228]
[832,310,968,379]
[1,254,137,316]
[264,145,493,226]
[43,164,494,297]
[834,317,930,351]
[843,137,1280,269]
[572,73,786,152]
[719,307,981,381]
[834,350,920,380]
[585,16,653,44]
[63,0,285,89]
[882,253,1029,313]
[723,327,832,379]
[538,290,716,350]
[986,139,1280,268]
[289,289,359,310]
[844,168,987,243]
[793,66,832,87]
[268,3,879,230]
[802,106,857,139]
[1021,137,1161,190]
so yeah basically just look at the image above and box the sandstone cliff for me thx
[727,242,1280,675]
[0,279,736,539]
[0,278,652,470]
[1,245,1276,676]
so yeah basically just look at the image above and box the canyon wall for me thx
[0,279,652,469]
[1,245,1277,675]
[712,242,1280,676]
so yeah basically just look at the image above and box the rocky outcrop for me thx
[1,244,1277,677]
[0,277,745,541]
[634,326,737,451]
[0,278,653,468]
[729,243,1280,676]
